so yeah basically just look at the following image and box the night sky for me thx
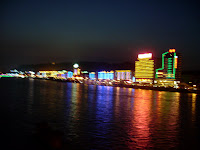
[1,0,199,71]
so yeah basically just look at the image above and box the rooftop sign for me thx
[138,53,152,59]
[169,49,176,53]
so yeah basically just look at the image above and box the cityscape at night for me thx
[1,1,199,150]
[1,49,200,93]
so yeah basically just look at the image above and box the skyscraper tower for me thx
[135,53,154,83]
[155,49,181,80]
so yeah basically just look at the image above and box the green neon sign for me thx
[155,51,177,79]
[167,58,173,79]
[155,51,169,78]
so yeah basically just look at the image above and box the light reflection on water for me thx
[192,93,197,122]
[1,78,199,149]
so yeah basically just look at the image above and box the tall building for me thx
[155,49,181,80]
[73,63,81,75]
[175,53,182,80]
[135,53,154,83]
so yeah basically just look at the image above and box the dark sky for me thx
[1,0,199,71]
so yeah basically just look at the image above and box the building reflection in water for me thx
[27,79,34,115]
[27,80,66,123]
[95,86,114,139]
[60,83,197,149]
[65,83,82,141]
[70,83,81,120]
[191,93,197,123]
[126,90,181,149]
[128,89,152,149]
[3,78,199,149]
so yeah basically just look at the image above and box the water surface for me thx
[1,78,199,149]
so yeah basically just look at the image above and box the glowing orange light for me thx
[174,56,178,68]
[169,49,176,53]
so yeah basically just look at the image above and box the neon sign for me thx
[155,49,178,79]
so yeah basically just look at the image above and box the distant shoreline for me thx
[1,77,199,94]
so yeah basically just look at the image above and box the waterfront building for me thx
[67,71,73,78]
[73,63,81,75]
[155,49,182,80]
[89,72,96,80]
[154,49,182,87]
[81,71,89,78]
[98,71,114,80]
[38,71,59,78]
[38,70,68,79]
[25,71,35,78]
[135,53,154,83]
[8,69,20,77]
[115,70,132,80]
[56,70,67,79]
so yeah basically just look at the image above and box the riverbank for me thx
[35,77,200,94]
[1,76,199,94]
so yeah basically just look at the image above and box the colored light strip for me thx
[173,52,176,78]
[155,51,169,78]
[174,56,178,69]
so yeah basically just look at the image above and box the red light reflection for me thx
[127,89,152,149]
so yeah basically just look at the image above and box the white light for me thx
[73,63,79,68]
[138,53,152,59]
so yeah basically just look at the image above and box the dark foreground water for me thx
[1,78,200,150]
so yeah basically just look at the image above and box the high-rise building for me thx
[155,49,181,80]
[175,53,182,80]
[135,53,154,83]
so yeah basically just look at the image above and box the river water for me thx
[1,78,199,150]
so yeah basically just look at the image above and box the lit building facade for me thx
[89,72,96,80]
[155,49,181,80]
[135,53,154,83]
[115,70,132,80]
[73,63,81,75]
[38,70,73,79]
[98,71,114,80]
[67,71,73,78]
[81,71,89,78]
[38,71,60,78]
